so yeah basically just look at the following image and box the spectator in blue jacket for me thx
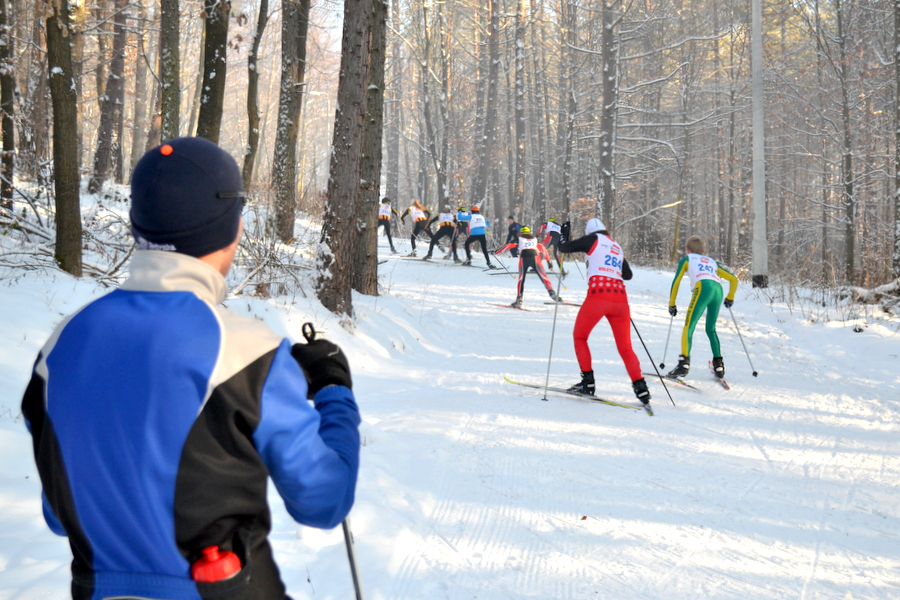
[21,137,360,600]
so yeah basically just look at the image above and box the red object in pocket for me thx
[191,546,241,583]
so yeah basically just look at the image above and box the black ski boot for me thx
[712,356,725,379]
[632,378,651,405]
[510,295,523,308]
[667,355,690,379]
[549,290,562,302]
[462,258,472,266]
[568,370,595,396]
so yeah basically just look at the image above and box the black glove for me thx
[291,339,352,398]
[668,305,677,317]
[560,221,571,244]
[724,298,733,309]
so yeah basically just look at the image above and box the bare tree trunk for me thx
[195,0,229,142]
[384,0,401,202]
[317,0,372,316]
[419,3,447,206]
[46,0,82,276]
[512,0,526,220]
[88,0,128,193]
[130,1,149,170]
[94,0,109,107]
[598,0,618,227]
[242,0,269,184]
[471,0,498,208]
[21,3,50,182]
[894,0,900,278]
[835,0,855,283]
[271,0,310,241]
[159,0,179,141]
[353,0,387,295]
[0,0,15,208]
[560,0,576,220]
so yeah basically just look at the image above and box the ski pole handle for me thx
[302,322,316,343]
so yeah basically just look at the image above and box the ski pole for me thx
[660,315,674,369]
[303,322,366,599]
[496,255,516,279]
[342,519,365,600]
[728,307,758,377]
[631,318,675,407]
[541,253,566,401]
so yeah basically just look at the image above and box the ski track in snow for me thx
[0,239,899,599]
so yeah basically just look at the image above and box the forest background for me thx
[1,0,899,316]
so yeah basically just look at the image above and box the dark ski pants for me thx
[411,221,431,251]
[465,234,492,264]
[427,226,455,257]
[516,254,554,297]
[378,219,395,251]
[546,233,562,269]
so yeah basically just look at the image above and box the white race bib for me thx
[585,234,624,280]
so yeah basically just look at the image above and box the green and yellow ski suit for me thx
[669,254,738,357]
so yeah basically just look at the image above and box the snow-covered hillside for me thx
[1,237,898,599]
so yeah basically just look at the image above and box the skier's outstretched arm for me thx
[254,341,360,530]
[668,256,689,308]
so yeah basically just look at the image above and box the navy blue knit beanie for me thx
[130,137,245,258]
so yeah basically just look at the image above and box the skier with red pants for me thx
[558,217,651,407]
[494,226,560,307]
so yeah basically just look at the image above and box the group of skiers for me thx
[377,197,499,267]
[382,202,739,414]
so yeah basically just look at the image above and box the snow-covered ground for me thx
[1,235,899,599]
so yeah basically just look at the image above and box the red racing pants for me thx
[573,276,642,382]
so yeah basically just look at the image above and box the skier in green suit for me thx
[667,235,738,380]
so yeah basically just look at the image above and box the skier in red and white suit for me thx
[494,226,560,307]
[558,218,651,407]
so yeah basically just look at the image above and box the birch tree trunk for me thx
[46,0,82,276]
[271,0,310,241]
[195,0,229,142]
[317,0,372,315]
[353,0,387,295]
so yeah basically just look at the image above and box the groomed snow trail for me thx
[0,238,898,599]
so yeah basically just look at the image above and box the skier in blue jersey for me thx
[22,138,360,600]
[462,206,497,268]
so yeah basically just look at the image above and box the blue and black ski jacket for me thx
[22,251,361,600]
